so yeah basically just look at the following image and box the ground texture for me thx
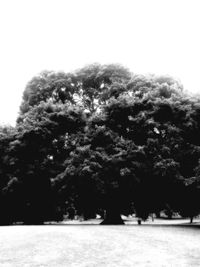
[0,222,200,266]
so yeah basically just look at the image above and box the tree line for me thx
[0,63,200,225]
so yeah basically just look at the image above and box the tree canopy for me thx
[1,63,200,224]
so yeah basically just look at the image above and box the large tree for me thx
[1,63,200,225]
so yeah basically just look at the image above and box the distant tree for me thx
[178,177,200,223]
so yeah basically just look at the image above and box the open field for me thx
[61,215,200,226]
[0,222,200,266]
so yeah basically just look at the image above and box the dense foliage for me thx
[1,63,200,224]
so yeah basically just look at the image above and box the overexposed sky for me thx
[0,0,200,125]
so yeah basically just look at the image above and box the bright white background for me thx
[0,0,200,125]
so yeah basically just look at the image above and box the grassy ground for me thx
[0,222,200,266]
[61,215,200,225]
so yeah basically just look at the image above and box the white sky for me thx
[0,0,200,125]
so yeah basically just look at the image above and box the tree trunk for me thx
[155,211,161,218]
[190,216,193,224]
[100,208,124,225]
